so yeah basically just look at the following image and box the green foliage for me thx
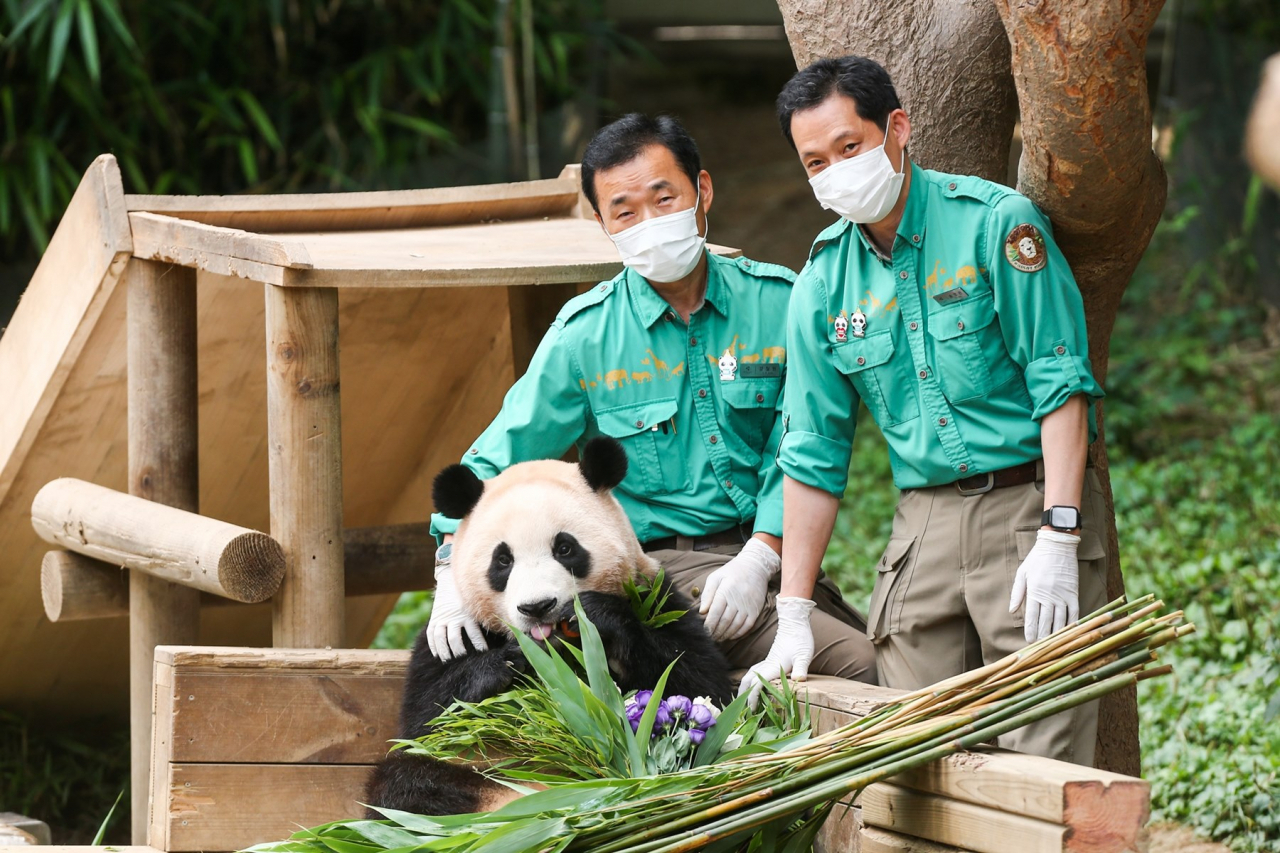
[623,567,687,629]
[0,710,131,844]
[0,0,615,259]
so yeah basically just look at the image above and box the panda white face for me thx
[435,440,656,640]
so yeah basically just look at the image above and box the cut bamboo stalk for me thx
[30,478,285,603]
[265,282,344,647]
[41,522,433,621]
[126,258,201,844]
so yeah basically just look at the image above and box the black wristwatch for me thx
[1041,506,1082,532]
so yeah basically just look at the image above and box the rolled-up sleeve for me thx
[987,196,1105,422]
[777,268,859,497]
[429,324,588,541]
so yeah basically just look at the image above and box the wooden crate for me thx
[148,651,1150,853]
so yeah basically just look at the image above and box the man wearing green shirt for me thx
[427,113,875,683]
[742,57,1108,765]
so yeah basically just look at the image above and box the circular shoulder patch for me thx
[1004,223,1048,273]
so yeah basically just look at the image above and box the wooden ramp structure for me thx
[0,155,1152,852]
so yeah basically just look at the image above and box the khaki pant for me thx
[870,465,1110,765]
[653,545,877,683]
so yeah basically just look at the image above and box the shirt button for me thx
[598,284,608,292]
[912,234,921,243]
[690,337,698,346]
[755,393,765,403]
[959,463,969,473]
[665,311,675,322]
[939,417,948,426]
[919,369,927,379]
[957,320,965,331]
[948,182,957,191]
[909,321,918,331]
[469,448,478,455]
[635,420,644,429]
[710,436,718,444]
[725,479,733,489]
[1056,345,1066,355]
[698,388,707,398]
[856,356,866,366]
[899,270,908,280]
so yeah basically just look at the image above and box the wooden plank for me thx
[266,283,345,647]
[125,176,580,233]
[861,784,1067,853]
[507,282,581,376]
[161,763,370,852]
[150,648,178,849]
[0,154,132,509]
[889,748,1150,827]
[860,825,975,853]
[130,212,313,270]
[31,478,285,603]
[127,258,202,844]
[165,669,402,764]
[154,645,408,672]
[814,800,861,853]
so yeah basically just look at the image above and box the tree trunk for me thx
[776,0,1018,183]
[776,0,1169,776]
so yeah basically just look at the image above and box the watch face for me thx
[1047,506,1081,529]
[435,543,453,561]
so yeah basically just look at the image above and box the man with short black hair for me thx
[743,57,1107,765]
[429,113,876,684]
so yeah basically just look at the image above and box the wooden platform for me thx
[0,156,738,723]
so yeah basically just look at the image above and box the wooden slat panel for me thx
[163,763,370,852]
[814,800,860,853]
[860,825,975,853]
[862,784,1067,853]
[130,212,313,269]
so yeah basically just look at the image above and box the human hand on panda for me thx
[736,596,815,708]
[699,537,780,641]
[426,564,490,661]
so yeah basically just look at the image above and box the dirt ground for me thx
[1148,823,1233,853]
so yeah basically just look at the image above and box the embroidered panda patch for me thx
[1004,223,1048,273]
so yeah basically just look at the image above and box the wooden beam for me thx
[42,521,433,621]
[125,176,580,232]
[507,282,581,377]
[30,478,285,603]
[862,784,1069,853]
[130,211,313,271]
[266,282,344,647]
[859,826,975,853]
[126,258,201,845]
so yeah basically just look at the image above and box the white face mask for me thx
[607,187,707,283]
[808,122,906,224]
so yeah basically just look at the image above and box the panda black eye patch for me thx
[488,542,514,591]
[551,532,591,578]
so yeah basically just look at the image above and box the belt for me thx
[950,459,1040,496]
[642,520,754,553]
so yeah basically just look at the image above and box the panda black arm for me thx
[577,584,734,706]
[397,627,527,737]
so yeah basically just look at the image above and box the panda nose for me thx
[517,597,558,619]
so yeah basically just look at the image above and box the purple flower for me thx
[666,695,693,718]
[634,690,653,709]
[625,701,646,732]
[689,728,706,745]
[689,703,716,729]
[653,702,672,732]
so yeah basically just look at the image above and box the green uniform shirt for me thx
[431,251,796,543]
[780,164,1104,496]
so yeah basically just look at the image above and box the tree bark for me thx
[776,0,1018,183]
[777,0,1169,776]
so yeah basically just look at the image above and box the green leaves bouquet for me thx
[250,591,1190,853]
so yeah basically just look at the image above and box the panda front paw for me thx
[501,637,530,676]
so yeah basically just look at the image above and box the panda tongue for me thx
[530,623,555,641]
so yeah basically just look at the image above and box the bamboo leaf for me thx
[236,89,283,151]
[5,0,55,44]
[468,815,566,853]
[691,692,749,767]
[345,821,420,849]
[75,0,98,81]
[46,0,75,82]
[90,0,133,47]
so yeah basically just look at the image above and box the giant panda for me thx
[365,437,734,816]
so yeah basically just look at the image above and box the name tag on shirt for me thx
[932,287,970,305]
[740,363,782,379]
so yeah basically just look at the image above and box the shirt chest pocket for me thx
[927,290,1013,404]
[832,332,918,427]
[721,377,781,450]
[594,398,688,496]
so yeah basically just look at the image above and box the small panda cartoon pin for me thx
[850,309,868,338]
[718,347,738,381]
[834,312,849,342]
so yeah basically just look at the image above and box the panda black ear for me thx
[579,437,628,492]
[432,464,485,519]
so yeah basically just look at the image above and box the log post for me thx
[126,258,200,843]
[265,282,345,648]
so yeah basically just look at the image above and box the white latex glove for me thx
[1009,529,1081,643]
[699,538,781,641]
[736,596,816,707]
[427,566,489,661]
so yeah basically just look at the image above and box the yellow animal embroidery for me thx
[925,260,952,293]
[762,346,785,363]
[644,349,671,379]
[632,371,653,383]
[579,379,588,391]
[670,361,685,377]
[955,265,978,286]
[604,369,630,389]
[740,353,762,364]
